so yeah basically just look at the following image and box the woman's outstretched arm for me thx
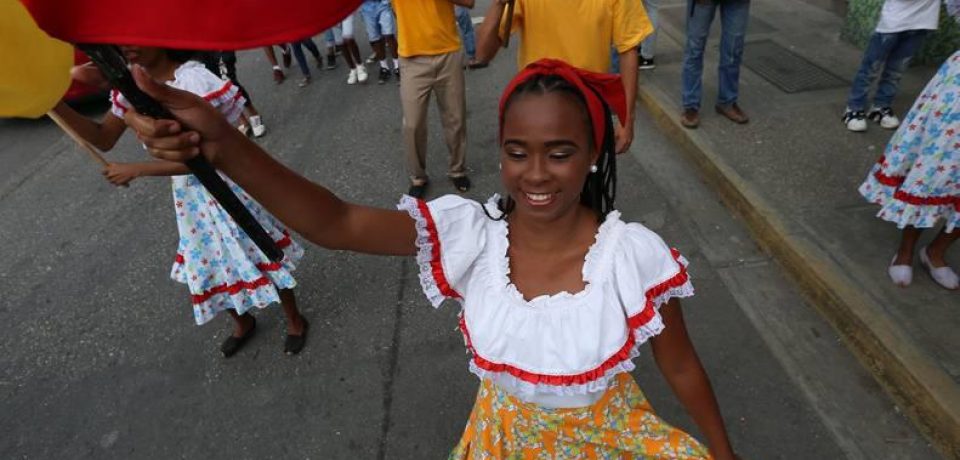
[650,299,737,460]
[123,65,418,256]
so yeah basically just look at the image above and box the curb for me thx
[636,82,960,459]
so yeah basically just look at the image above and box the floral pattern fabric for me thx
[109,60,303,325]
[859,51,960,233]
[450,373,711,460]
[170,175,303,325]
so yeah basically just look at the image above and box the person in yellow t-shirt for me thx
[392,0,476,198]
[474,0,652,154]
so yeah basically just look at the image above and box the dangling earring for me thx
[589,165,598,173]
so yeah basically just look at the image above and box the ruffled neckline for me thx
[483,195,623,306]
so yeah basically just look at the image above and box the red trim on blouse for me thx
[416,199,462,299]
[458,250,690,387]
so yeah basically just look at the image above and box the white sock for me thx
[380,60,389,70]
[249,115,262,127]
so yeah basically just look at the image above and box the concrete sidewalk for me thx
[636,0,959,456]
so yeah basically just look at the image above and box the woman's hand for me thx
[121,65,241,166]
[102,162,140,187]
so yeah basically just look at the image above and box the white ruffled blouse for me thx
[398,195,694,409]
[109,60,245,125]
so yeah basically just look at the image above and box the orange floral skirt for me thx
[450,373,712,459]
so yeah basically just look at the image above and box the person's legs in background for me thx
[433,50,469,192]
[639,0,659,69]
[323,30,339,69]
[680,0,717,128]
[869,30,929,129]
[714,0,750,123]
[291,38,322,87]
[399,56,436,197]
[263,46,287,84]
[843,32,897,131]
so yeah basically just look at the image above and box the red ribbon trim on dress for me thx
[416,199,462,299]
[871,157,960,210]
[190,276,272,305]
[175,231,293,304]
[459,249,690,387]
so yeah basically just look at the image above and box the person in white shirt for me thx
[842,0,940,132]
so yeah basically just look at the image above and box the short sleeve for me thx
[170,61,246,125]
[612,223,694,340]
[612,0,653,54]
[397,194,488,308]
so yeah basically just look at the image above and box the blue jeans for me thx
[846,30,929,111]
[455,6,476,59]
[640,0,660,59]
[681,0,750,110]
[291,38,321,78]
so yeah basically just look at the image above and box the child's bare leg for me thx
[263,46,279,67]
[342,40,359,68]
[226,308,255,337]
[384,35,399,60]
[371,39,386,61]
[893,226,923,265]
[926,228,959,267]
[278,288,305,335]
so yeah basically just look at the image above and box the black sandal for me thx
[220,315,256,358]
[284,316,309,355]
[450,175,471,193]
[407,181,429,199]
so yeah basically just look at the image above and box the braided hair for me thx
[488,74,617,221]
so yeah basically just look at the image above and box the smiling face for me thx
[500,90,600,222]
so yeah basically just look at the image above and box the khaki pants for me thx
[399,50,467,183]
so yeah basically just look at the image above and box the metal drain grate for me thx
[743,40,848,93]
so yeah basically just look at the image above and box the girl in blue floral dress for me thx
[859,51,960,290]
[53,46,309,355]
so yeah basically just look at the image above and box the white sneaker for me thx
[888,255,913,287]
[868,107,900,129]
[248,115,266,138]
[356,65,368,83]
[920,247,959,290]
[842,109,867,132]
[347,69,358,85]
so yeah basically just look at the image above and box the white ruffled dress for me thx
[110,61,303,325]
[398,195,694,409]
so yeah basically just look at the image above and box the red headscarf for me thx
[498,59,627,153]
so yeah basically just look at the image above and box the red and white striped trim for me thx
[459,251,690,388]
[871,156,960,210]
[400,194,693,389]
[174,232,293,305]
[398,196,462,307]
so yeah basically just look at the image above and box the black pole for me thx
[78,44,284,263]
